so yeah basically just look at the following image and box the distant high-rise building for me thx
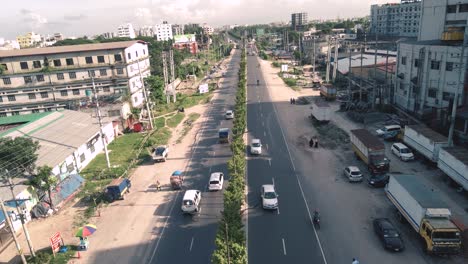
[291,12,308,30]
[54,33,64,41]
[101,32,115,39]
[172,24,184,36]
[370,0,421,38]
[155,21,173,41]
[117,23,136,39]
[202,24,214,35]
[16,32,42,48]
[139,26,155,37]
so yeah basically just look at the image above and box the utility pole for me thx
[333,37,339,81]
[372,32,378,109]
[0,198,27,264]
[448,42,466,146]
[312,37,316,76]
[169,49,176,103]
[162,52,170,104]
[326,38,332,83]
[137,61,154,130]
[348,46,353,106]
[90,73,111,168]
[384,49,390,104]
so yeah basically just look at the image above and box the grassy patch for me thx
[154,92,212,116]
[176,113,201,144]
[146,127,172,147]
[272,61,281,68]
[27,245,77,264]
[167,112,185,128]
[154,117,166,128]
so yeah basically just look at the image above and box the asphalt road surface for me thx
[147,50,240,264]
[246,52,327,264]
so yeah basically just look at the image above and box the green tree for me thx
[145,76,165,104]
[29,166,58,209]
[53,38,96,46]
[0,137,40,176]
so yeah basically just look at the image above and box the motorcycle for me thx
[313,212,320,229]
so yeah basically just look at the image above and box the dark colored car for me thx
[373,218,405,252]
[367,173,389,188]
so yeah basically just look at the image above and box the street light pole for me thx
[90,72,111,168]
[448,42,466,146]
[0,198,27,264]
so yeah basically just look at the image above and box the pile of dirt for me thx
[312,122,350,150]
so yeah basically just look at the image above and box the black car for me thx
[367,173,389,188]
[373,218,404,252]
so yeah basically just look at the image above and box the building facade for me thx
[202,24,214,35]
[155,21,173,41]
[419,0,468,41]
[138,26,155,37]
[370,0,421,38]
[16,32,42,49]
[291,12,308,30]
[173,34,198,54]
[117,23,136,39]
[0,40,150,116]
[172,24,184,36]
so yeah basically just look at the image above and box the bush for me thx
[283,78,297,87]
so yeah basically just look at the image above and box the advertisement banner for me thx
[50,232,63,255]
[281,64,288,72]
[199,83,209,94]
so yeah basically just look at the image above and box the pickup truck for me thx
[106,178,131,202]
[385,174,461,254]
[153,145,169,162]
[350,129,390,174]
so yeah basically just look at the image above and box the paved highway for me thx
[147,50,240,264]
[246,51,327,264]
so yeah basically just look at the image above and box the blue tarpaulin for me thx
[50,174,84,207]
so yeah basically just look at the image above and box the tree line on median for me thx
[211,48,247,264]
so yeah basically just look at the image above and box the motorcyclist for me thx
[257,79,260,85]
[352,258,360,264]
[313,209,320,223]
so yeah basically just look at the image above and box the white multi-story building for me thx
[16,32,42,49]
[155,21,173,41]
[202,24,214,35]
[370,0,421,38]
[394,0,468,117]
[0,40,150,116]
[139,26,155,37]
[291,12,308,30]
[117,23,136,39]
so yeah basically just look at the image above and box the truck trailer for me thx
[437,146,468,191]
[311,101,331,122]
[403,125,448,163]
[350,129,390,174]
[319,85,336,101]
[385,174,461,254]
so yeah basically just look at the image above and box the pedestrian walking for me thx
[156,180,161,191]
[290,98,293,104]
[292,98,296,104]
[309,137,314,148]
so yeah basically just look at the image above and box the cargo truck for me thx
[437,146,468,191]
[319,85,336,101]
[106,178,131,202]
[403,125,448,163]
[385,174,461,254]
[310,101,331,123]
[350,129,390,174]
[218,128,230,143]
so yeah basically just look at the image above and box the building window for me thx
[32,109,40,113]
[60,90,68,96]
[80,153,85,163]
[69,72,76,79]
[20,62,28,69]
[12,111,19,116]
[28,93,36,99]
[90,145,95,153]
[103,87,110,92]
[414,59,419,68]
[24,76,32,83]
[100,69,107,76]
[430,60,440,70]
[97,56,105,63]
[460,4,468,12]
[0,113,6,117]
[53,59,62,67]
[116,68,124,74]
[57,73,65,80]
[1,63,7,71]
[0,96,2,102]
[447,5,457,13]
[66,58,74,66]
[135,51,139,57]
[88,70,95,77]
[443,92,453,101]
[446,62,454,71]
[428,89,437,98]
[85,56,93,64]
[33,61,41,68]
[401,56,407,65]
[114,54,122,62]
[40,92,49,98]
[127,53,131,60]
[72,89,80,95]
[36,75,45,82]
[2,77,11,85]
[7,95,16,101]
[143,49,146,55]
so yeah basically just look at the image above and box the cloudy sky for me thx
[1,0,388,39]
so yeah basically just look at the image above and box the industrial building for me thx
[370,0,421,38]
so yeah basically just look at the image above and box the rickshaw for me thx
[170,170,184,190]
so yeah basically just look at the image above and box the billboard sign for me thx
[199,84,209,94]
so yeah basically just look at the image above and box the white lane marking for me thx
[209,166,212,173]
[262,121,265,127]
[268,159,271,167]
[266,144,269,150]
[267,74,328,264]
[282,238,287,255]
[189,237,194,252]
[272,177,275,186]
[264,131,266,137]
[261,112,263,117]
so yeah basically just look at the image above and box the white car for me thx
[376,125,401,137]
[261,184,278,210]
[181,190,201,214]
[153,145,169,162]
[250,139,262,155]
[391,143,414,161]
[343,166,363,182]
[208,172,224,191]
[225,110,234,120]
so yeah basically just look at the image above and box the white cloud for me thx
[134,7,154,25]
[20,9,48,29]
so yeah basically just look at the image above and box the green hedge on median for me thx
[212,48,247,264]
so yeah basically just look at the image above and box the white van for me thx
[391,143,414,161]
[181,190,201,214]
[208,172,224,191]
[376,125,401,137]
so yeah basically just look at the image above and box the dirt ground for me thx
[0,54,234,264]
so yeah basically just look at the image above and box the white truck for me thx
[311,101,331,122]
[385,174,462,254]
[403,125,448,163]
[437,146,468,191]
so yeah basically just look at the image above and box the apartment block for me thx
[291,12,308,30]
[202,24,214,35]
[173,34,198,54]
[16,32,42,49]
[155,21,173,41]
[370,0,421,38]
[419,0,468,41]
[0,40,150,117]
[172,24,184,36]
[117,23,136,39]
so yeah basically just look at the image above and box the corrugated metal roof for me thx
[0,40,143,58]
[406,125,448,143]
[1,110,108,168]
[351,129,384,149]
[337,54,396,74]
[391,174,448,209]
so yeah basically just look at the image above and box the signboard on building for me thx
[281,64,288,72]
[50,232,63,255]
[199,84,209,94]
[174,34,196,43]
